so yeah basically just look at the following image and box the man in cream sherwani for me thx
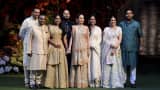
[26,15,50,89]
[19,8,40,87]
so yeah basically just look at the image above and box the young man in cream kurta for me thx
[19,8,40,87]
[26,15,50,89]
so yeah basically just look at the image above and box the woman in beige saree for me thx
[44,15,68,88]
[68,14,90,88]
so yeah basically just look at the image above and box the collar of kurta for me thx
[38,24,46,27]
[124,19,135,24]
[30,16,38,21]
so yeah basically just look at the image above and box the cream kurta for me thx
[19,16,38,66]
[19,16,38,85]
[70,25,89,88]
[26,24,49,70]
[44,25,68,88]
[89,26,102,87]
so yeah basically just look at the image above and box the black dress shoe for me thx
[124,83,130,88]
[130,84,136,88]
[36,84,43,89]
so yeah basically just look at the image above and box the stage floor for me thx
[0,55,160,89]
[0,73,160,90]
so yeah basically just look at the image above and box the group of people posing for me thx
[19,8,143,89]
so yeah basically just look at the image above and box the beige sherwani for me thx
[26,24,50,85]
[26,24,49,70]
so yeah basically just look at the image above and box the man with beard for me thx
[19,8,40,88]
[119,9,144,88]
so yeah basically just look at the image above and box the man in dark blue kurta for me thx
[119,9,143,88]
[61,10,74,75]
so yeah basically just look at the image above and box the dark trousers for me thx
[67,53,71,75]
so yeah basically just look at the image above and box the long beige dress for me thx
[89,26,102,87]
[44,25,68,88]
[70,25,90,88]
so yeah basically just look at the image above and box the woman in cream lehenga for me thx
[44,14,68,88]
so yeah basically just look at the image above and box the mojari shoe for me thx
[95,79,100,87]
[29,84,37,89]
[24,83,29,88]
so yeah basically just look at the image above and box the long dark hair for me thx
[53,14,62,27]
[88,15,96,34]
[76,13,85,24]
[88,14,96,25]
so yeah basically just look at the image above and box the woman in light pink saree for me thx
[101,16,126,88]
